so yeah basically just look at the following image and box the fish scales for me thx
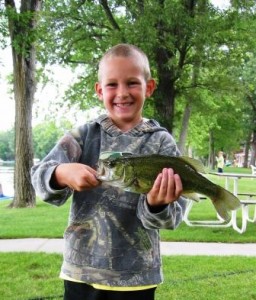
[97,152,241,221]
[125,155,218,196]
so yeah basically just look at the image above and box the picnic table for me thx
[184,172,256,233]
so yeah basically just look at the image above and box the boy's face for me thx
[95,56,155,131]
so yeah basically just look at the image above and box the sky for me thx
[0,46,84,131]
[0,0,230,131]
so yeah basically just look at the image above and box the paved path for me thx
[0,238,256,256]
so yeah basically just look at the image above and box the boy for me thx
[31,44,187,300]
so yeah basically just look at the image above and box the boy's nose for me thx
[117,85,129,98]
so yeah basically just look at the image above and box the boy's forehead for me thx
[103,54,142,65]
[99,55,146,79]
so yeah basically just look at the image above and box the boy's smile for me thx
[95,56,155,131]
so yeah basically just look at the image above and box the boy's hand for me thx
[51,163,100,191]
[146,168,183,207]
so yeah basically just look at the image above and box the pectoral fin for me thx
[182,192,201,202]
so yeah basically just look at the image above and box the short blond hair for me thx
[98,44,151,81]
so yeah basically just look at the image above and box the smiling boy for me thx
[31,44,186,300]
[95,46,155,132]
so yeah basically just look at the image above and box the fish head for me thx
[97,152,134,187]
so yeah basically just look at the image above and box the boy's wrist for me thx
[146,197,168,213]
[50,165,67,190]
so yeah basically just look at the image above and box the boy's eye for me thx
[128,81,140,86]
[106,83,117,87]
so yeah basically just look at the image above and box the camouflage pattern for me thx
[31,114,187,287]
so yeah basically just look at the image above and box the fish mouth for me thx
[97,166,134,189]
[97,166,122,183]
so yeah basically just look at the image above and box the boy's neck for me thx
[110,117,143,132]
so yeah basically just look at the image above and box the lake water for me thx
[0,166,14,196]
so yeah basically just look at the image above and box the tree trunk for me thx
[178,102,192,154]
[250,130,256,166]
[208,130,215,170]
[154,64,176,133]
[153,0,197,133]
[5,0,42,207]
[11,49,36,208]
[243,132,251,168]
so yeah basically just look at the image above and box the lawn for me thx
[0,253,255,300]
[0,166,256,300]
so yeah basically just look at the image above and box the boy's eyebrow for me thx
[104,78,118,83]
[105,76,142,81]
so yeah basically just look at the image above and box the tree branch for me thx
[4,0,15,9]
[99,0,120,31]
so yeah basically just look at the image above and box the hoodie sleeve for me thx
[137,194,187,229]
[31,132,82,206]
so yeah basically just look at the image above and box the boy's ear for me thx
[146,79,156,97]
[95,82,103,100]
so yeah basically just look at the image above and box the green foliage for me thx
[4,4,41,57]
[0,7,9,48]
[3,0,256,161]
[0,128,15,161]
[36,1,256,153]
[32,119,73,159]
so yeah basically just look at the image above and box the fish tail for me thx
[210,188,241,221]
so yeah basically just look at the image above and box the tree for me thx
[40,1,256,137]
[239,53,256,166]
[3,0,42,207]
[40,0,221,132]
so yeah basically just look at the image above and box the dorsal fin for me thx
[179,156,206,174]
[99,151,133,160]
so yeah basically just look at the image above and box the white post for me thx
[0,183,3,197]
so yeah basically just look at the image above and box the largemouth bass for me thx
[97,152,241,221]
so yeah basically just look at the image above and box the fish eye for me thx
[107,160,117,168]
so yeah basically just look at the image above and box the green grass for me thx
[0,253,255,300]
[0,199,70,238]
[0,167,255,299]
[0,253,63,300]
[220,166,251,174]
[157,256,256,300]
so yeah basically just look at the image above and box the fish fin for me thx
[182,192,200,202]
[99,151,133,160]
[179,156,206,174]
[210,188,241,221]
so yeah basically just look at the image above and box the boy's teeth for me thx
[116,103,131,107]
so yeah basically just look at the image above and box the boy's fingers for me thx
[158,168,171,198]
[156,169,182,202]
[147,168,183,205]
[174,174,183,198]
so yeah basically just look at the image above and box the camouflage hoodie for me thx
[31,114,187,287]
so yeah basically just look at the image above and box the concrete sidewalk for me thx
[0,238,256,256]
